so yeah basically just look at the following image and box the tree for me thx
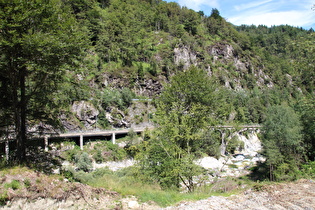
[139,67,217,191]
[262,104,304,181]
[0,0,87,162]
[296,96,315,160]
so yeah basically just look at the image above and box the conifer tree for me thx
[0,0,87,162]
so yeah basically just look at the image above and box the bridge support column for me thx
[5,140,9,161]
[112,133,116,144]
[44,136,49,152]
[80,135,83,150]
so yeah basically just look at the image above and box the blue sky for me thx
[164,0,315,29]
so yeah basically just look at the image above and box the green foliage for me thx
[62,145,82,162]
[227,136,244,154]
[139,67,217,191]
[262,104,304,181]
[4,180,20,190]
[295,96,315,160]
[93,150,104,163]
[0,0,88,161]
[74,152,93,172]
[0,191,8,206]
[101,142,127,161]
[124,129,142,158]
[23,179,31,188]
[199,130,221,158]
[100,88,135,110]
[300,161,315,178]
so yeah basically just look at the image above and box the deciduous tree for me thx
[262,104,304,180]
[139,67,217,191]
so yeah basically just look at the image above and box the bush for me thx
[92,167,113,178]
[93,150,105,163]
[62,145,82,162]
[75,152,93,172]
[300,161,315,178]
[103,142,127,161]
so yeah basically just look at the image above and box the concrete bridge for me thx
[43,127,152,151]
[1,125,261,159]
[0,127,153,160]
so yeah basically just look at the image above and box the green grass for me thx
[4,180,20,190]
[74,168,247,207]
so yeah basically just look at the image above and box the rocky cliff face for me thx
[196,128,264,179]
[174,45,197,70]
[61,100,154,131]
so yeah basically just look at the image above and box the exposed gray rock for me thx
[71,101,99,129]
[174,45,197,70]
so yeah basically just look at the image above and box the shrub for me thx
[62,145,82,162]
[75,152,93,172]
[300,161,315,178]
[93,150,105,163]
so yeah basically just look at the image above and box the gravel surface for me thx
[162,179,315,210]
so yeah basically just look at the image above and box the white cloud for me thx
[234,0,273,11]
[178,0,219,11]
[229,10,315,27]
[225,0,315,28]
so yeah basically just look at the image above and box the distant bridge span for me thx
[44,125,261,150]
[44,127,153,151]
[1,125,261,159]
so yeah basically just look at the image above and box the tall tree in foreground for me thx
[262,104,304,181]
[139,67,217,191]
[0,0,87,162]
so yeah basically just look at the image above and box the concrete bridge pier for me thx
[112,133,116,144]
[44,136,48,152]
[5,140,9,161]
[80,135,83,150]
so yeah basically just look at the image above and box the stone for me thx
[71,101,99,129]
[195,157,223,170]
[128,200,140,209]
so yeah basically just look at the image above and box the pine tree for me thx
[0,0,88,162]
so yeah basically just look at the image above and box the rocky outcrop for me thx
[71,101,99,130]
[174,45,197,70]
[209,43,235,61]
[134,78,163,97]
[105,107,130,128]
[236,130,262,156]
[208,42,274,89]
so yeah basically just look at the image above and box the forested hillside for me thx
[62,0,314,125]
[0,0,314,183]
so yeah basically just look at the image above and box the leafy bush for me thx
[23,179,31,188]
[74,152,93,172]
[300,161,315,178]
[62,145,82,162]
[93,150,105,163]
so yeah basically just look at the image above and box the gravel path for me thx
[162,179,315,210]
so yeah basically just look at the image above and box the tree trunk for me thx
[15,68,27,163]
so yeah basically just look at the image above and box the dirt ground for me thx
[164,179,315,210]
[1,168,314,210]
